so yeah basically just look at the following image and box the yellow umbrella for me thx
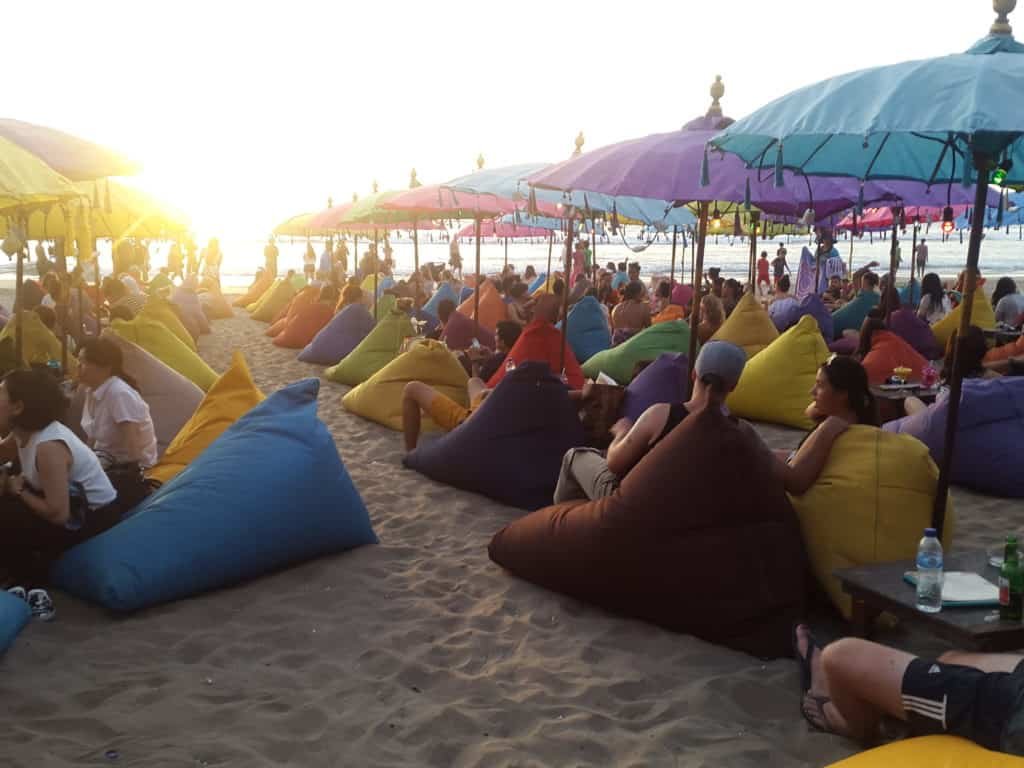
[273,212,320,238]
[0,135,79,214]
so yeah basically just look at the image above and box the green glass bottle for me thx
[1000,536,1023,623]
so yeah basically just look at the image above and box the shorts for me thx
[425,392,471,432]
[901,657,1024,752]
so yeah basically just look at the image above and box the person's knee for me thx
[403,381,427,402]
[822,637,872,682]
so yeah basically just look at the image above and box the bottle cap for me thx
[924,528,937,537]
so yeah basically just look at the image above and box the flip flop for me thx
[801,693,838,734]
[791,623,820,695]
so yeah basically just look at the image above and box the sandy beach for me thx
[0,297,1020,768]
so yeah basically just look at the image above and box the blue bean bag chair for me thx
[528,273,548,294]
[899,280,921,308]
[422,282,460,319]
[410,308,439,337]
[621,353,689,422]
[404,362,586,510]
[888,309,941,360]
[298,303,375,365]
[883,377,1024,498]
[560,295,611,363]
[831,290,880,339]
[459,286,474,304]
[0,591,30,655]
[51,380,378,612]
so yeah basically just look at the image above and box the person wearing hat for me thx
[553,341,755,503]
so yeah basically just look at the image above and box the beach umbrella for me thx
[0,119,137,182]
[710,0,1024,537]
[273,212,320,238]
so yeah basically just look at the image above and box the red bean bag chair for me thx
[486,318,584,390]
[441,309,494,351]
[488,406,806,658]
[456,280,508,333]
[267,286,319,337]
[233,272,274,307]
[272,302,335,349]
[861,330,928,386]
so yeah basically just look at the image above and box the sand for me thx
[0,298,1020,768]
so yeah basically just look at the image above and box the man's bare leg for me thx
[402,381,436,452]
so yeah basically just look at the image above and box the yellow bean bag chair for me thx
[711,292,779,358]
[342,339,469,431]
[726,315,829,429]
[233,272,274,308]
[139,298,198,352]
[246,278,282,313]
[325,308,415,386]
[827,736,1024,767]
[146,351,264,486]
[789,425,955,618]
[109,316,218,391]
[931,286,996,348]
[0,311,76,373]
[251,279,297,323]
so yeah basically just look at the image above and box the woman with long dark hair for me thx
[917,273,951,324]
[992,277,1024,326]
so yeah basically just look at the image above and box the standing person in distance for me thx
[264,236,279,278]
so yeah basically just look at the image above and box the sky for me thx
[1,0,1005,239]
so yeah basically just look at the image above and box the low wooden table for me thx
[835,550,1024,652]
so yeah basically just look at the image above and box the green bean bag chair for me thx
[251,279,298,323]
[370,293,397,324]
[581,320,692,385]
[325,308,415,386]
[110,316,218,391]
[0,310,75,373]
[139,297,198,352]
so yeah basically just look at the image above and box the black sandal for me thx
[801,693,838,734]
[791,623,820,694]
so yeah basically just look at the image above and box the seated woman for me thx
[610,281,650,344]
[505,282,532,326]
[78,338,158,470]
[552,341,749,502]
[993,277,1024,327]
[0,369,119,591]
[902,325,1005,417]
[697,294,725,344]
[651,280,672,316]
[917,272,952,324]
[772,355,878,495]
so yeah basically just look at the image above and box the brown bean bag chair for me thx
[861,330,928,386]
[272,302,335,349]
[488,406,806,658]
[267,286,319,337]
[233,272,275,307]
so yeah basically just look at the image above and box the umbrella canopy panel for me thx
[0,118,138,181]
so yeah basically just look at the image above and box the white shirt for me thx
[81,376,158,468]
[995,293,1024,325]
[918,294,952,325]
[18,421,116,511]
[768,295,798,321]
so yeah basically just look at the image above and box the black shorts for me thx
[901,657,1024,752]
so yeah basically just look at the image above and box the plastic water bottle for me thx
[916,528,944,613]
[505,357,516,373]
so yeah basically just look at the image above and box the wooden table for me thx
[835,550,1024,652]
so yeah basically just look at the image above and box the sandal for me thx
[801,693,838,734]
[791,623,820,694]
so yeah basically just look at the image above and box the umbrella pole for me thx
[849,212,857,273]
[373,229,379,321]
[814,249,821,297]
[690,234,697,286]
[591,216,597,283]
[686,203,709,399]
[887,220,899,318]
[546,232,553,287]
[413,220,420,276]
[14,234,24,367]
[932,155,990,539]
[669,226,678,287]
[473,218,482,341]
[503,236,508,270]
[559,218,574,376]
[910,221,918,290]
[748,218,759,291]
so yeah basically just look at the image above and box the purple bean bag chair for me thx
[562,295,611,364]
[887,309,941,360]
[884,377,1024,498]
[828,335,859,356]
[422,282,460,319]
[298,303,375,365]
[403,362,586,510]
[622,353,689,422]
[441,310,495,351]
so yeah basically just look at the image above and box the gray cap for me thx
[694,341,747,390]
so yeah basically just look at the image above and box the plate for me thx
[878,382,919,391]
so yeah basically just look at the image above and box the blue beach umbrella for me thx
[710,1,1024,536]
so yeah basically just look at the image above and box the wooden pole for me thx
[748,216,759,289]
[546,231,553,287]
[412,219,419,275]
[686,203,709,398]
[932,155,990,539]
[559,217,574,376]
[848,211,857,273]
[690,232,697,286]
[887,218,899,319]
[590,216,598,283]
[14,231,24,366]
[473,218,482,340]
[373,228,379,321]
[669,226,678,287]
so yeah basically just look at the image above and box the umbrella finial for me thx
[372,180,379,194]
[327,196,333,209]
[573,131,585,157]
[992,0,1016,35]
[476,153,485,171]
[352,192,358,202]
[410,168,421,188]
[707,75,725,119]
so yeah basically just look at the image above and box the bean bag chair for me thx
[581,320,692,385]
[52,379,378,613]
[110,317,218,391]
[245,278,282,313]
[234,272,276,305]
[653,305,686,325]
[324,309,415,386]
[172,288,212,337]
[670,283,694,309]
[459,286,474,303]
[789,425,955,617]
[404,362,585,510]
[898,280,922,309]
[799,293,835,339]
[298,303,375,366]
[272,301,335,349]
[984,332,1024,364]
[727,315,830,430]
[0,310,75,373]
[251,279,298,323]
[139,297,199,352]
[884,377,1024,498]
[826,736,1024,767]
[831,290,880,339]
[289,272,308,291]
[360,273,393,297]
[0,590,30,655]
[422,282,460,319]
[342,339,469,431]
[199,289,235,320]
[562,295,611,363]
[861,330,928,386]
[486,319,585,390]
[440,309,495,351]
[531,276,556,296]
[410,308,439,337]
[932,287,997,348]
[621,353,689,422]
[267,285,319,337]
[146,351,264,486]
[888,308,941,360]
[146,273,173,298]
[102,331,204,458]
[456,281,508,333]
[711,292,779,358]
[488,406,806,658]
[527,273,548,294]
[829,335,859,356]
[370,293,397,324]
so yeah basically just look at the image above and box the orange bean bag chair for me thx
[456,280,508,333]
[985,333,1024,364]
[267,286,319,337]
[272,302,336,349]
[233,272,274,307]
[861,330,928,386]
[486,318,584,389]
[652,305,685,325]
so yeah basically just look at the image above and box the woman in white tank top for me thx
[0,369,119,585]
